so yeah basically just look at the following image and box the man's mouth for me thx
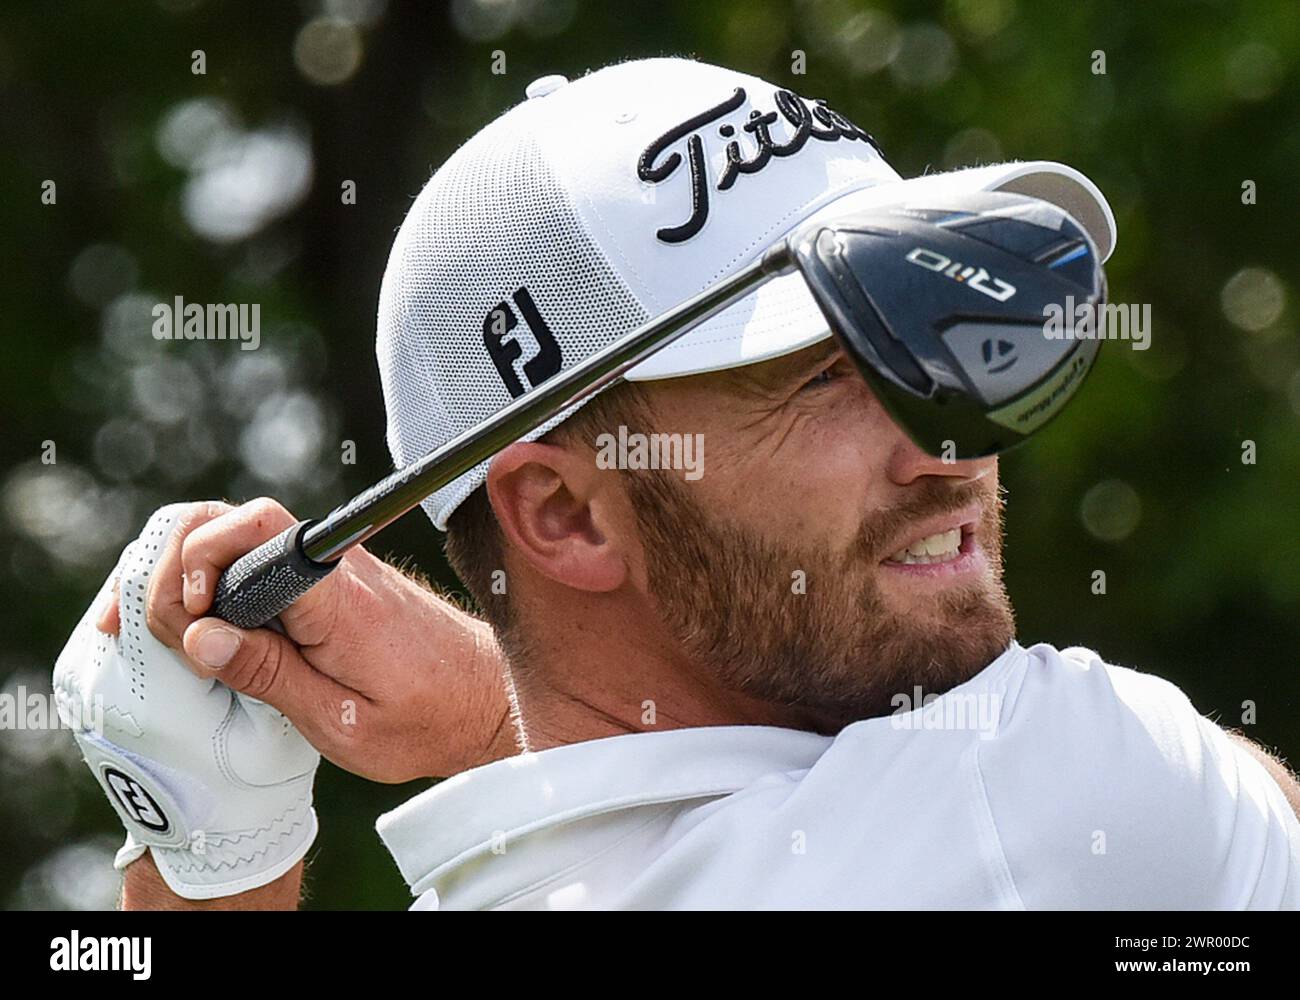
[884,527,965,565]
[880,504,982,570]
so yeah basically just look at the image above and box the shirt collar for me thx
[376,641,1027,897]
[376,724,830,895]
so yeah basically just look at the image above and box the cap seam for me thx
[575,181,661,314]
[705,171,891,287]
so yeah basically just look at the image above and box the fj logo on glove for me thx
[482,287,563,398]
[103,767,170,833]
[638,86,884,244]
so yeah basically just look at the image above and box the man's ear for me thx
[486,440,629,593]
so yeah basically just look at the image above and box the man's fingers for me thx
[96,581,121,636]
[180,497,297,617]
[182,617,364,761]
[144,501,232,650]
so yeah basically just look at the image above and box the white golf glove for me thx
[53,504,320,900]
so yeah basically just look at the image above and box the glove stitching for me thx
[161,795,313,873]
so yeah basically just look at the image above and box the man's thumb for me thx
[182,617,355,760]
[183,618,299,705]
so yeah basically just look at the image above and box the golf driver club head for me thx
[791,190,1107,459]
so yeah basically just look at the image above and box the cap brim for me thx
[625,160,1116,382]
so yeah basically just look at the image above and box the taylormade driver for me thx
[791,191,1106,458]
[211,189,1106,629]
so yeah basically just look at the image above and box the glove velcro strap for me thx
[75,732,196,851]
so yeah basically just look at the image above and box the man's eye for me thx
[801,364,844,391]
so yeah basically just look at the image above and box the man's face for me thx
[620,340,1015,727]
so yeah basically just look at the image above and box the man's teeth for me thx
[886,528,962,564]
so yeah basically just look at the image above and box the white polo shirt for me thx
[376,642,1300,909]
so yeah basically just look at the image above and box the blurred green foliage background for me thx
[1,0,1296,909]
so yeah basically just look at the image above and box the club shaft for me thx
[301,243,795,563]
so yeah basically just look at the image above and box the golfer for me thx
[55,58,1300,910]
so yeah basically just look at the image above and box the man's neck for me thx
[505,601,841,753]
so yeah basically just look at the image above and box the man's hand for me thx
[55,504,321,902]
[99,498,514,783]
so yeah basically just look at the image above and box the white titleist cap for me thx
[377,57,1116,530]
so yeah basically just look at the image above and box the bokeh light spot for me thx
[294,17,364,86]
[1221,267,1286,333]
[1080,480,1142,542]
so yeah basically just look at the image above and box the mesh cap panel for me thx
[377,111,650,531]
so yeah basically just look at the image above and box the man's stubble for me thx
[624,468,1016,729]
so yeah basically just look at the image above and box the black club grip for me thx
[211,520,336,629]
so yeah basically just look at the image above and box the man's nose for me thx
[883,428,997,487]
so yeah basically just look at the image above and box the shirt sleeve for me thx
[977,644,1300,909]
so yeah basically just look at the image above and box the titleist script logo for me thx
[638,87,884,244]
[483,287,562,398]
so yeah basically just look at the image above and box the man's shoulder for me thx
[999,641,1197,732]
[982,641,1216,825]
[977,641,1300,908]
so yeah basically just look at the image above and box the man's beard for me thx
[623,469,1016,729]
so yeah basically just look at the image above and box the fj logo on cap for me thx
[638,87,884,244]
[482,288,563,398]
